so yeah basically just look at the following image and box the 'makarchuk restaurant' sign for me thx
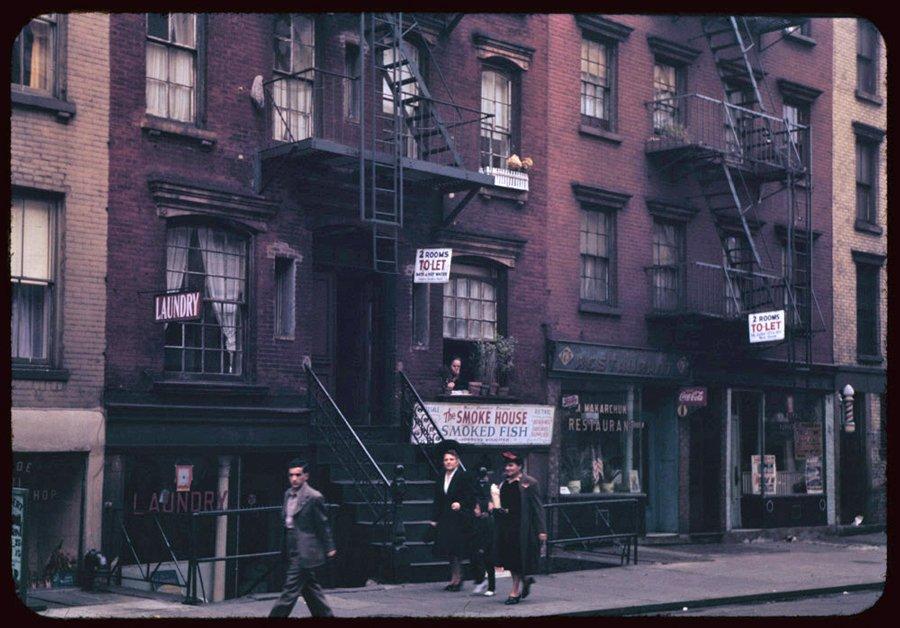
[416,403,554,446]
[155,290,202,323]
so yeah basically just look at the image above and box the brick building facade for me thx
[11,13,110,588]
[829,17,886,526]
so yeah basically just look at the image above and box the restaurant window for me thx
[855,137,878,225]
[761,391,825,496]
[480,68,513,169]
[12,14,57,95]
[580,37,614,130]
[11,195,56,364]
[272,14,315,141]
[652,61,684,134]
[146,13,197,123]
[274,257,296,339]
[855,262,880,359]
[782,101,810,170]
[344,44,360,120]
[580,208,615,305]
[412,282,429,348]
[856,19,879,97]
[650,219,684,311]
[164,225,247,375]
[560,389,644,495]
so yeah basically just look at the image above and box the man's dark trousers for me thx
[269,528,333,618]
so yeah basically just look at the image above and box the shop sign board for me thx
[550,341,691,380]
[12,487,27,599]
[418,403,554,446]
[175,465,194,492]
[804,455,823,494]
[748,310,785,343]
[561,394,580,409]
[413,248,452,283]
[793,422,823,459]
[155,290,202,323]
[678,387,707,407]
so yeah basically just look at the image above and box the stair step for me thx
[333,479,435,501]
[346,499,435,520]
[330,462,435,481]
[423,145,451,157]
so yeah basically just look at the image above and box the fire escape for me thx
[255,12,491,274]
[645,16,824,370]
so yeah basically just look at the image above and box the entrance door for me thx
[644,393,679,533]
[730,390,763,529]
[335,273,375,424]
[689,407,721,533]
[840,395,867,524]
[310,272,336,392]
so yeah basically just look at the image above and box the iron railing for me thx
[263,67,490,171]
[543,497,642,571]
[397,370,464,476]
[645,93,806,174]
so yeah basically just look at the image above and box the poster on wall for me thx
[748,310,785,343]
[793,422,823,459]
[763,454,777,494]
[175,465,194,492]
[751,455,761,494]
[418,403,554,446]
[805,456,823,494]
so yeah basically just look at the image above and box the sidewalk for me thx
[32,533,886,618]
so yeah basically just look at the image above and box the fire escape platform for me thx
[258,138,493,193]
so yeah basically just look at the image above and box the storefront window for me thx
[560,388,644,495]
[763,391,824,496]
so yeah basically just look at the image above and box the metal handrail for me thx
[397,370,465,474]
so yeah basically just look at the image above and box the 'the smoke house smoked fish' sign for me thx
[415,403,554,446]
[155,290,202,323]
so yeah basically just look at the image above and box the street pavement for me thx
[653,590,883,616]
[29,532,885,618]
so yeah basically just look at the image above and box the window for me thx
[272,14,315,141]
[857,19,879,96]
[164,225,247,375]
[146,13,197,123]
[762,391,825,496]
[580,209,614,304]
[275,257,296,339]
[443,264,498,341]
[412,283,429,348]
[781,237,810,327]
[856,263,879,358]
[380,39,420,157]
[581,38,613,130]
[784,20,811,38]
[723,233,752,315]
[11,196,55,363]
[725,88,753,157]
[12,14,57,93]
[650,220,684,310]
[782,102,810,170]
[344,44,360,120]
[652,61,683,133]
[480,69,513,169]
[856,137,878,224]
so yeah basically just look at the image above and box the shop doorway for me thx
[840,395,867,524]
[729,390,763,529]
[689,407,721,533]
[643,390,678,534]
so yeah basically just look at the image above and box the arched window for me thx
[164,224,248,375]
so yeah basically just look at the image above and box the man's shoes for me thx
[443,582,462,592]
[504,596,521,605]
[471,581,489,595]
[484,589,495,597]
[521,577,535,599]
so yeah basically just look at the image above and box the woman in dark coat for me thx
[429,449,474,591]
[492,451,547,604]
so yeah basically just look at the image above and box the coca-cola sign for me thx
[678,387,707,407]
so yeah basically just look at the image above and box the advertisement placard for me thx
[155,290,202,323]
[12,488,27,599]
[805,455,823,494]
[748,310,785,343]
[418,403,554,446]
[413,248,453,283]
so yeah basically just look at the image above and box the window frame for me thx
[271,14,317,142]
[344,43,360,121]
[649,218,685,311]
[580,35,616,131]
[12,14,62,97]
[145,13,206,126]
[442,263,501,343]
[782,100,811,173]
[579,206,616,307]
[274,256,297,340]
[856,19,879,98]
[652,59,686,134]
[855,136,878,226]
[779,236,812,328]
[10,193,60,368]
[480,65,516,170]
[855,261,880,361]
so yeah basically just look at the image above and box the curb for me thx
[558,581,885,616]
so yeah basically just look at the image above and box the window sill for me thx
[579,124,623,145]
[854,90,883,106]
[12,366,71,382]
[784,32,816,47]
[579,301,621,317]
[857,354,883,366]
[854,219,883,236]
[11,89,76,122]
[152,378,269,397]
[141,115,218,149]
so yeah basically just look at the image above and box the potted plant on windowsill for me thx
[495,334,517,397]
[471,340,497,396]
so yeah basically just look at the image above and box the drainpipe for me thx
[212,456,232,602]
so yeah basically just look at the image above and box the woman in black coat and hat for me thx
[493,451,547,604]
[429,444,474,591]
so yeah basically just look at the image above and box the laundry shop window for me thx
[442,262,502,385]
[164,225,247,376]
[560,389,644,495]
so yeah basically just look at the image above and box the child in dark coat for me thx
[470,467,496,596]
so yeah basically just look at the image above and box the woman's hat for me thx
[501,451,523,466]
[436,439,462,459]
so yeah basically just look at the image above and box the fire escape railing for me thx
[397,369,465,475]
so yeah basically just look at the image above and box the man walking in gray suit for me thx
[269,458,337,618]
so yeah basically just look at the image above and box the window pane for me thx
[22,199,51,280]
[147,13,168,39]
[10,200,23,277]
[25,18,54,91]
[170,13,195,48]
[11,282,49,360]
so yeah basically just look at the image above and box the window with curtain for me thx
[380,39,420,157]
[652,61,682,133]
[650,220,683,311]
[580,209,613,304]
[855,137,877,224]
[146,13,197,123]
[581,38,612,129]
[164,225,247,375]
[480,69,513,169]
[443,264,498,342]
[344,44,360,120]
[275,257,296,339]
[856,263,879,358]
[856,19,879,96]
[11,196,55,363]
[272,14,315,142]
[12,14,56,93]
[782,102,810,170]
